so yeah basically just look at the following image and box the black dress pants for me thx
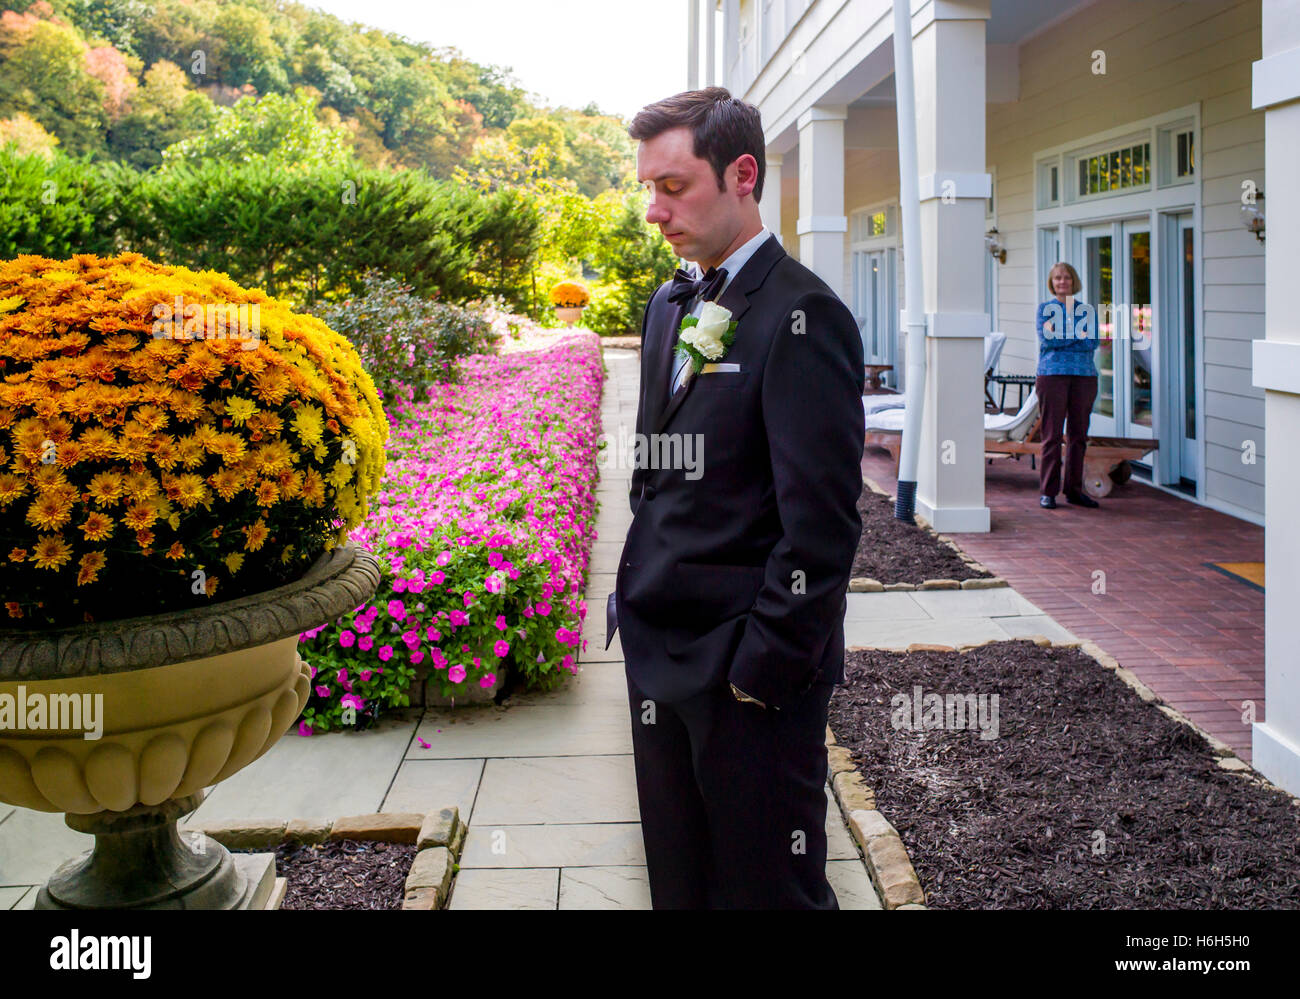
[625,669,839,909]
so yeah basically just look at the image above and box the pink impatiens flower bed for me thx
[296,326,604,732]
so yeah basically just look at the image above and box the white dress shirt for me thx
[671,225,771,394]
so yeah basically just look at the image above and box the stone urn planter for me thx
[0,543,380,909]
[555,305,585,326]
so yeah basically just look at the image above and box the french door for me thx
[852,248,897,388]
[1171,213,1199,483]
[1078,219,1153,440]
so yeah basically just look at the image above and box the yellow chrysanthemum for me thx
[123,501,160,531]
[25,492,74,531]
[0,473,28,506]
[123,471,160,503]
[225,397,258,425]
[291,404,324,446]
[80,512,114,542]
[31,534,73,570]
[224,552,245,574]
[86,471,125,506]
[254,479,279,506]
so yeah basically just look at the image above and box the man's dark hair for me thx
[629,87,766,202]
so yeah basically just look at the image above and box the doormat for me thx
[1207,561,1265,593]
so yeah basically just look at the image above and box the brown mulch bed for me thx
[851,483,991,583]
[829,641,1300,909]
[240,840,418,910]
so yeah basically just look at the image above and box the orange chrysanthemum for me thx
[242,519,269,552]
[76,551,106,586]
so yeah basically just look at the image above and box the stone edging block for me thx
[181,807,468,910]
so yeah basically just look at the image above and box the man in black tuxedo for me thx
[604,88,866,909]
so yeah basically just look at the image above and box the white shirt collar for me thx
[688,225,771,295]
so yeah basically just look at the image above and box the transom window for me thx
[851,206,894,242]
[1077,142,1150,196]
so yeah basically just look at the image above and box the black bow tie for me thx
[667,265,728,306]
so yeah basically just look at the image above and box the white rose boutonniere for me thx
[674,300,738,380]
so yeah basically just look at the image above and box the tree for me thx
[160,89,354,171]
[0,111,58,159]
[108,59,218,168]
[0,18,108,157]
[208,4,287,94]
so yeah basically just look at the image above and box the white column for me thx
[1250,0,1300,796]
[910,1,991,533]
[688,0,700,90]
[760,153,783,245]
[706,0,716,86]
[796,106,847,301]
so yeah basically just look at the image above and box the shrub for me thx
[310,272,499,405]
[580,280,633,336]
[0,252,387,627]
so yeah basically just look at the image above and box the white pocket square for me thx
[700,362,741,374]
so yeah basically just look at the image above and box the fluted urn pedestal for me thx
[0,543,380,910]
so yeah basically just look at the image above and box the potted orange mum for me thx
[549,280,590,326]
[0,252,386,909]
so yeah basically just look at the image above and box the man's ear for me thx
[733,154,758,199]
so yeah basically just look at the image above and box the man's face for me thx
[636,126,742,266]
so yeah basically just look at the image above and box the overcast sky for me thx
[303,0,692,120]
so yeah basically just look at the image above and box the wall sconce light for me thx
[1241,190,1265,242]
[985,227,1007,264]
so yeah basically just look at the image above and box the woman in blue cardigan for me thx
[1036,262,1100,509]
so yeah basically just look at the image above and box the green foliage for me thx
[591,190,680,333]
[311,271,499,404]
[160,90,353,170]
[470,185,544,306]
[0,146,117,258]
[209,3,287,94]
[112,158,506,305]
[108,59,219,169]
[0,18,108,157]
[580,280,634,337]
[62,0,150,58]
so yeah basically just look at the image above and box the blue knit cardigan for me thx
[1035,298,1099,377]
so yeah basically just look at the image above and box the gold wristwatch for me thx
[730,682,766,708]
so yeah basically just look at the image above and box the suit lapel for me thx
[654,233,786,435]
[652,292,690,434]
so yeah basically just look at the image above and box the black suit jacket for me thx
[608,233,865,709]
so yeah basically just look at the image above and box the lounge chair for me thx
[864,387,1158,498]
[862,331,1008,417]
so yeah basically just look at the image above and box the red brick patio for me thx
[860,446,1266,761]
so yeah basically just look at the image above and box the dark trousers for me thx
[625,669,838,909]
[1036,374,1098,496]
